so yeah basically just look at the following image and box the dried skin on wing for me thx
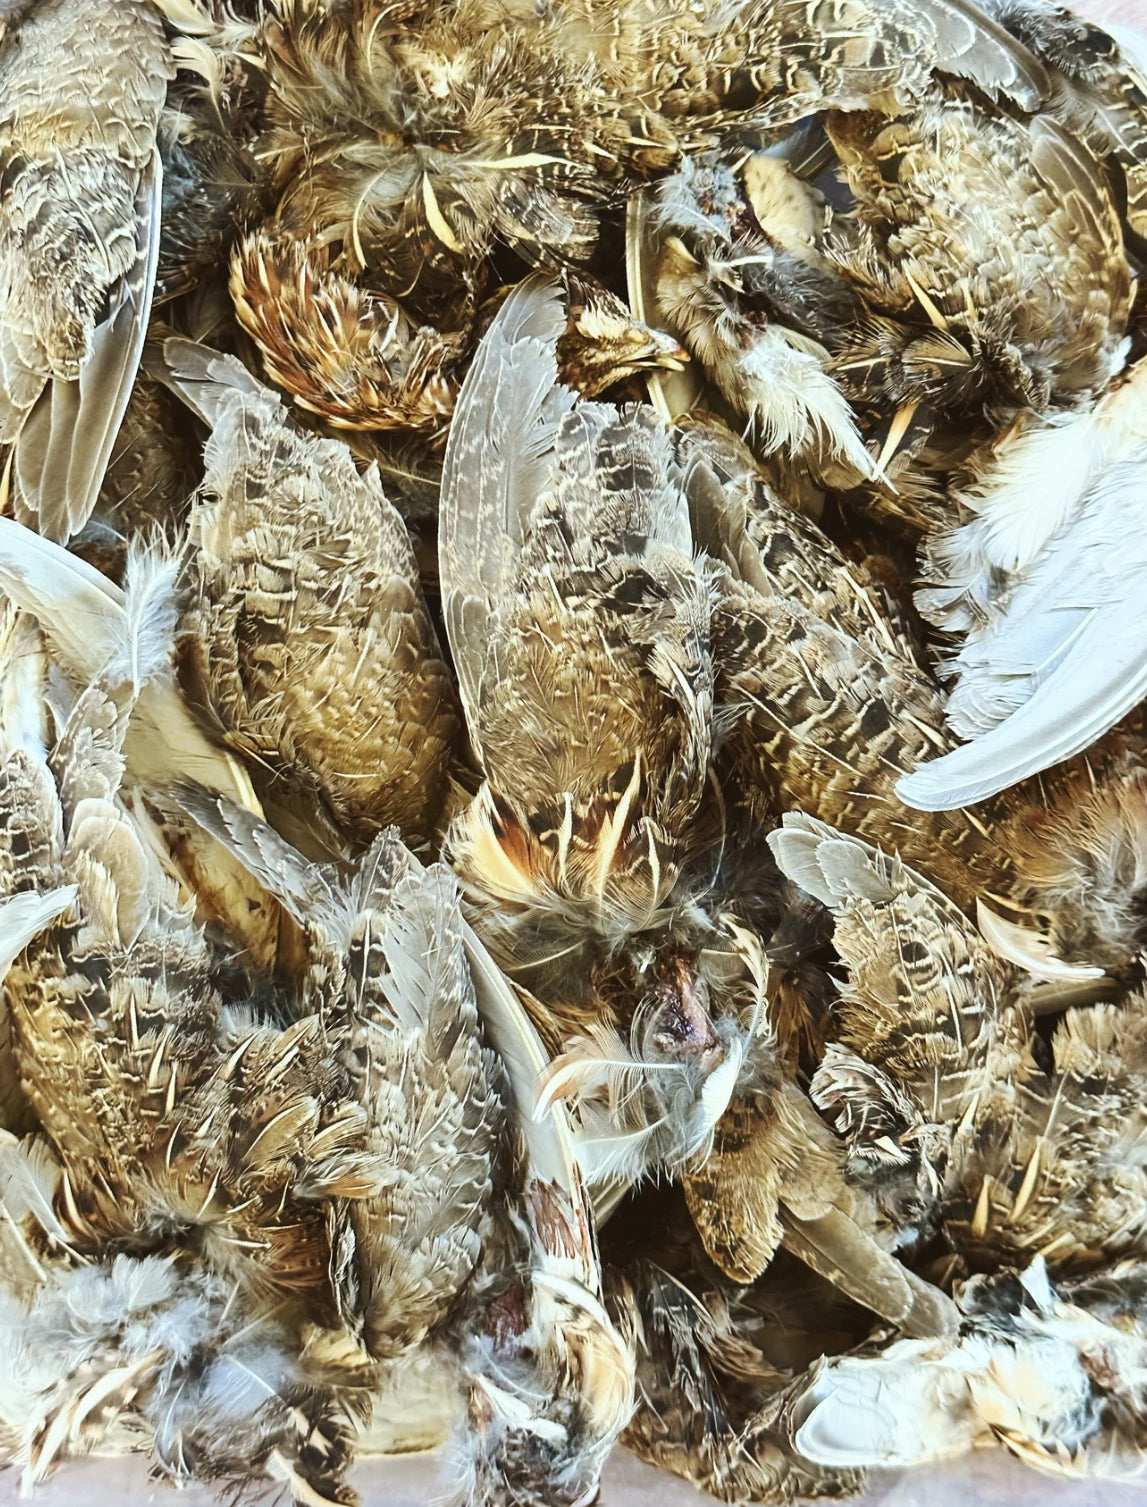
[153,339,459,842]
[0,686,368,1310]
[441,280,718,976]
[0,0,173,539]
[828,97,1131,418]
[683,425,1004,912]
[169,789,507,1359]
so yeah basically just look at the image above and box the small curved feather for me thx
[0,1133,71,1247]
[976,901,1104,983]
[14,151,164,543]
[539,1022,741,1186]
[767,812,903,910]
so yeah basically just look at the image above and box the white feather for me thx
[111,539,183,695]
[905,359,1147,805]
[0,1134,70,1250]
[0,610,49,762]
[737,325,875,478]
[537,1020,744,1185]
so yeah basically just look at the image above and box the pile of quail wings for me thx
[3,0,1147,1500]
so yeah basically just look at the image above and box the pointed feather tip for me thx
[487,273,571,353]
[109,537,183,692]
[976,901,1104,983]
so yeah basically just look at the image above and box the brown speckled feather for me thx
[684,426,1005,912]
[681,1082,840,1285]
[566,0,1048,132]
[71,374,199,583]
[440,279,718,967]
[828,96,1132,414]
[946,996,1147,1269]
[979,0,1147,239]
[611,1258,862,1504]
[231,231,465,434]
[1002,731,1147,973]
[151,337,459,843]
[0,682,367,1310]
[772,814,1147,1273]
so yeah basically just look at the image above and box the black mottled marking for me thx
[859,700,892,739]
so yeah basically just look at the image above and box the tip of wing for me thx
[781,1205,958,1337]
[143,334,264,426]
[900,616,1147,810]
[0,515,124,684]
[13,152,164,543]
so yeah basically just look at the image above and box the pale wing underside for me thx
[900,451,1147,811]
